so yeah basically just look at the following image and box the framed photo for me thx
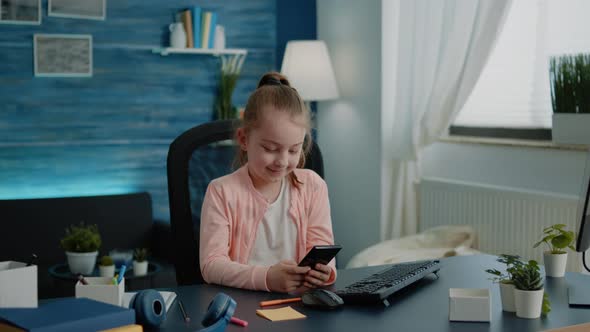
[0,0,41,25]
[48,0,105,20]
[34,34,93,77]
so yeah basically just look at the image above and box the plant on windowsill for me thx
[98,255,115,278]
[214,54,245,120]
[485,254,524,312]
[512,260,551,319]
[533,223,575,277]
[549,53,590,144]
[133,248,149,277]
[60,222,101,275]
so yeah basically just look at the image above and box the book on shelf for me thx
[208,12,217,49]
[180,9,194,48]
[0,297,135,332]
[201,11,212,49]
[191,6,202,49]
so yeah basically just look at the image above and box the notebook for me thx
[121,291,177,312]
[0,297,135,332]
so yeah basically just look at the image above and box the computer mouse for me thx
[301,289,344,309]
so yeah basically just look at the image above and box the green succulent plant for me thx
[59,223,101,253]
[485,254,524,284]
[511,260,551,315]
[533,224,576,254]
[99,255,114,266]
[133,248,149,262]
[513,260,543,291]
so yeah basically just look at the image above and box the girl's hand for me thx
[267,260,311,293]
[304,263,333,288]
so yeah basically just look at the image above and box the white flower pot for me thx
[66,251,98,275]
[499,282,516,312]
[133,260,148,276]
[544,252,567,277]
[98,265,115,278]
[514,288,544,319]
[552,114,590,144]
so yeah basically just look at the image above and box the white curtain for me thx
[383,0,512,240]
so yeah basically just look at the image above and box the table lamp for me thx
[280,40,339,109]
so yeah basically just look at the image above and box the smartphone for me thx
[298,245,342,268]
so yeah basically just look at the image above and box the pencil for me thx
[178,299,190,323]
[259,297,301,307]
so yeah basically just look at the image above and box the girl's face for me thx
[238,108,306,188]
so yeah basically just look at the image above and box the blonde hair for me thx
[234,71,312,187]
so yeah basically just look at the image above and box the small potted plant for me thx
[60,223,101,275]
[98,255,115,278]
[533,224,575,277]
[485,254,523,312]
[133,248,149,276]
[214,54,245,120]
[512,260,550,319]
[549,53,590,144]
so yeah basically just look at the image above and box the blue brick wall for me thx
[0,0,284,222]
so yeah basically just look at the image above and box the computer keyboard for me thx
[335,260,441,306]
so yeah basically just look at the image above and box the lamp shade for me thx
[280,40,339,101]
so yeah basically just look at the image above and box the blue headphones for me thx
[200,293,237,332]
[129,290,236,331]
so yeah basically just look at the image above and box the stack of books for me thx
[0,298,138,331]
[178,6,218,49]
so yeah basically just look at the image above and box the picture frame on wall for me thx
[34,34,93,77]
[0,0,41,25]
[48,0,106,20]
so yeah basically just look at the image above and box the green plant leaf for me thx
[551,235,570,249]
[542,292,551,315]
[485,269,502,276]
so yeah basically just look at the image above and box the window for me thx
[451,0,590,139]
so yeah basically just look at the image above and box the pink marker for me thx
[230,317,249,327]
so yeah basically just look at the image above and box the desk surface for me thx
[159,255,590,332]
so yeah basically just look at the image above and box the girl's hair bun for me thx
[257,72,291,88]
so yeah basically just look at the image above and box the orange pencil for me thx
[259,297,302,307]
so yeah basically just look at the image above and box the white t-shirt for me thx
[248,179,298,266]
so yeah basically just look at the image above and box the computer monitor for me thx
[568,149,590,307]
[575,149,590,260]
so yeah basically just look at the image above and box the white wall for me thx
[317,0,382,266]
[422,142,587,196]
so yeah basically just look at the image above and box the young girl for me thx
[199,71,337,293]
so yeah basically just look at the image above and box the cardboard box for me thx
[449,288,491,322]
[76,277,125,306]
[0,261,38,308]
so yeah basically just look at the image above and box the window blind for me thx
[453,0,590,129]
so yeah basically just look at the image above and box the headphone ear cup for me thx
[130,289,166,328]
[128,293,138,310]
[199,293,236,332]
[201,293,231,327]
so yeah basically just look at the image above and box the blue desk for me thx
[159,255,589,331]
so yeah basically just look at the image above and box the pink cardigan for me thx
[199,165,337,291]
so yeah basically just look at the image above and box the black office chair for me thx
[166,119,324,286]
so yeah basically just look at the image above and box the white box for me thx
[449,288,491,322]
[75,277,125,306]
[0,261,38,308]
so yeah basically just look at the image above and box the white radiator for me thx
[419,177,582,272]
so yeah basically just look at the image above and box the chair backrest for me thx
[166,120,324,286]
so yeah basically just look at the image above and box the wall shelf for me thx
[152,47,247,56]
